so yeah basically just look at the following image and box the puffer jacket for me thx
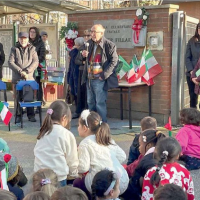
[29,37,45,63]
[30,37,45,77]
[8,42,39,83]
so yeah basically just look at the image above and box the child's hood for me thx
[185,124,200,137]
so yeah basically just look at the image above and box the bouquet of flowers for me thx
[59,22,79,51]
[136,7,149,26]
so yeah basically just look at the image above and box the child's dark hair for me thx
[79,110,112,146]
[23,191,50,200]
[153,184,187,200]
[37,100,71,139]
[91,169,118,200]
[50,186,88,200]
[141,116,157,131]
[180,108,200,126]
[0,188,17,200]
[141,129,166,152]
[150,137,181,185]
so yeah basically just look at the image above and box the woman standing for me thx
[185,23,200,108]
[29,27,46,112]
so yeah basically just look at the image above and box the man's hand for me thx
[192,77,199,85]
[99,77,103,80]
[20,71,28,80]
[190,70,193,75]
[82,50,89,58]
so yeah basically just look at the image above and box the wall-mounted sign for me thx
[94,19,146,48]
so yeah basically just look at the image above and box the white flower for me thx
[142,136,147,142]
[143,15,148,20]
[81,110,90,127]
[136,8,142,17]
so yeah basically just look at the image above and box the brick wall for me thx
[176,2,200,19]
[68,5,178,124]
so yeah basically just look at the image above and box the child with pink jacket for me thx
[175,108,200,170]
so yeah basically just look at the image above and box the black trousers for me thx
[35,76,43,101]
[186,75,198,108]
[75,69,87,114]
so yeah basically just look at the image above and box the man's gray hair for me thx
[74,37,85,46]
[94,24,105,33]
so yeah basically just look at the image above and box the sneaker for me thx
[72,113,80,119]
[29,117,36,122]
[16,116,21,123]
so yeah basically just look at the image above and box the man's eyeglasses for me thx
[89,30,102,34]
[84,35,90,37]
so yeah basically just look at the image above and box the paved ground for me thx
[0,91,200,198]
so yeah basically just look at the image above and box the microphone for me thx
[85,42,89,51]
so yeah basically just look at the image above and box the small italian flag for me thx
[127,55,141,83]
[0,168,9,190]
[142,49,163,85]
[118,55,132,79]
[0,102,12,126]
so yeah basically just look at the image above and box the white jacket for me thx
[34,124,79,181]
[78,135,129,194]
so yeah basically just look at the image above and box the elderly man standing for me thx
[79,24,118,122]
[8,32,39,123]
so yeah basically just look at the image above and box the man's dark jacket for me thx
[75,36,119,91]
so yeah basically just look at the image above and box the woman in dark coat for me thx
[185,23,200,108]
[67,37,85,118]
[29,27,46,112]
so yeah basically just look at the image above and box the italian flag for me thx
[128,49,147,83]
[0,168,9,190]
[142,49,163,85]
[118,55,132,79]
[127,55,141,83]
[0,102,12,126]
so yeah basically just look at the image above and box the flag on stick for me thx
[0,168,9,190]
[118,55,132,79]
[127,55,142,83]
[0,102,12,126]
[142,49,163,85]
[164,116,172,137]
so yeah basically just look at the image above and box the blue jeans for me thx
[87,79,107,122]
[59,179,67,187]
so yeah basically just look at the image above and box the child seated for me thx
[127,116,157,165]
[0,153,24,200]
[0,188,17,200]
[142,137,195,200]
[50,186,88,200]
[73,110,129,199]
[176,108,200,170]
[153,184,187,200]
[32,169,58,197]
[122,130,166,200]
[23,191,50,200]
[0,138,27,187]
[34,100,79,187]
[91,169,120,200]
